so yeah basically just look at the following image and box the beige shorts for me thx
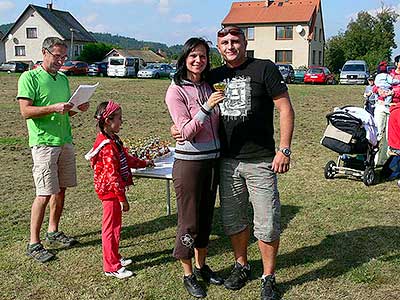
[31,144,77,196]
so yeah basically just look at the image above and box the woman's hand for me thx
[120,200,130,212]
[207,91,225,109]
[170,124,184,142]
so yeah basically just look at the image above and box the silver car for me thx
[0,61,29,72]
[137,63,173,79]
[339,60,370,85]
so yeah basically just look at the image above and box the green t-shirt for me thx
[17,67,72,147]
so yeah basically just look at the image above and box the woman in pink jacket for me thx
[165,37,225,298]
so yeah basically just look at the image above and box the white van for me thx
[339,60,370,85]
[107,56,145,77]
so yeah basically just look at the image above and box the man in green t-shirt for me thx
[17,37,89,263]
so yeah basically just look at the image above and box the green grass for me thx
[0,75,399,300]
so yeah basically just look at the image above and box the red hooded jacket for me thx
[85,133,147,202]
[390,69,400,104]
[388,69,400,149]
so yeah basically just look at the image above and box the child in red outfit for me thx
[85,100,153,279]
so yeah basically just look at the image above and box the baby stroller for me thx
[321,106,379,186]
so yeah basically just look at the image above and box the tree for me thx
[325,34,346,73]
[324,5,398,72]
[78,42,113,63]
[210,51,224,69]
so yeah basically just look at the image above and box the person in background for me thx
[165,37,225,298]
[17,37,89,263]
[363,76,377,115]
[85,100,154,279]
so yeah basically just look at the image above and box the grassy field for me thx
[0,72,399,300]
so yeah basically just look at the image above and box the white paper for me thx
[68,82,99,112]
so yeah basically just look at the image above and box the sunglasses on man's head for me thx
[217,27,244,37]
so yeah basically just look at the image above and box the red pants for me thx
[102,199,122,272]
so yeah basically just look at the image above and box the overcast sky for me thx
[0,0,399,57]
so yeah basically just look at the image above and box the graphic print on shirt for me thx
[220,76,252,119]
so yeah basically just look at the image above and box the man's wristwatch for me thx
[279,147,291,157]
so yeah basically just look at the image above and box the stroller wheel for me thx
[363,166,375,186]
[324,160,337,179]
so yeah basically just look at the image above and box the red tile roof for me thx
[222,0,320,25]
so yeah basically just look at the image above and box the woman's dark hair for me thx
[94,101,120,136]
[395,55,400,64]
[174,37,211,86]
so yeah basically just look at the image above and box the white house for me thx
[1,3,96,65]
[222,0,325,68]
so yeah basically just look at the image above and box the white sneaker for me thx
[104,267,133,279]
[120,257,132,267]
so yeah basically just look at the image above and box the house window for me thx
[275,50,292,64]
[15,46,26,56]
[276,26,293,40]
[247,27,255,40]
[74,44,84,57]
[312,50,316,65]
[314,27,317,41]
[26,27,37,38]
[318,51,322,65]
[246,50,254,58]
[319,28,322,42]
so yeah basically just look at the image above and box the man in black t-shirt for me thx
[211,26,294,300]
[170,27,294,299]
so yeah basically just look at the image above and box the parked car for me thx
[304,66,335,84]
[293,69,306,83]
[59,61,88,75]
[169,64,176,80]
[276,64,295,83]
[107,56,145,77]
[31,61,43,70]
[339,60,369,85]
[137,63,173,79]
[88,62,108,76]
[169,70,176,80]
[0,61,29,72]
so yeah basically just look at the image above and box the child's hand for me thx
[120,201,130,212]
[146,160,155,167]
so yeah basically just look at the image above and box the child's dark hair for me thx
[174,37,211,86]
[94,101,119,136]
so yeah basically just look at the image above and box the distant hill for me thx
[91,32,183,57]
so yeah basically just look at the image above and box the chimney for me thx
[47,3,53,11]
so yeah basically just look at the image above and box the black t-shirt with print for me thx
[208,58,288,159]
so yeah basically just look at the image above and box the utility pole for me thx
[69,28,79,59]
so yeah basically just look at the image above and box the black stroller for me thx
[321,106,379,186]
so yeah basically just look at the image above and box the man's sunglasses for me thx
[45,48,68,61]
[217,27,244,38]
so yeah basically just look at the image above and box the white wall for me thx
[246,23,311,68]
